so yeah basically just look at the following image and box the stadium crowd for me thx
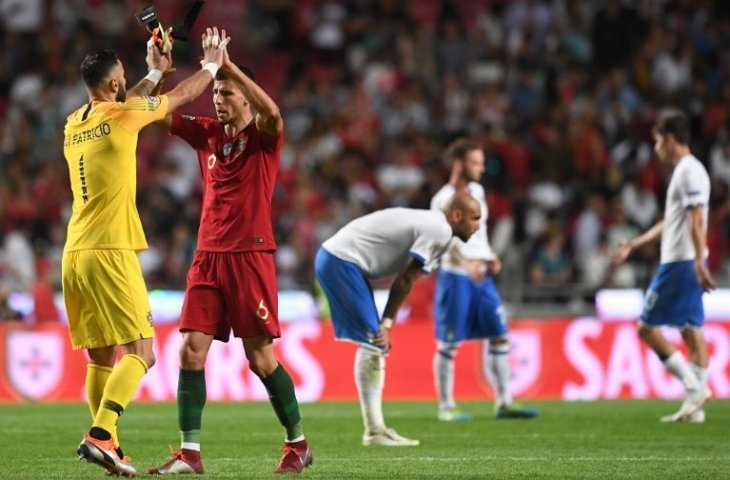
[1,0,730,316]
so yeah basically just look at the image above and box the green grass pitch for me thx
[1,400,729,479]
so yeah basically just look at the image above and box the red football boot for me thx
[148,448,204,475]
[273,440,313,474]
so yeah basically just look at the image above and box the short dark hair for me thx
[653,111,690,145]
[215,64,255,82]
[444,138,482,163]
[80,50,119,88]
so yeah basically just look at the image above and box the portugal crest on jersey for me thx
[236,137,247,154]
[223,142,232,156]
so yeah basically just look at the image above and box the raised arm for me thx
[372,259,424,349]
[127,39,172,98]
[164,27,230,114]
[220,49,283,136]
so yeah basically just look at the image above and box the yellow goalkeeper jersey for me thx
[63,95,169,252]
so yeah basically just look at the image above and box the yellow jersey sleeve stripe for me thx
[113,95,169,133]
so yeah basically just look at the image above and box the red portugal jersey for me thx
[171,114,282,252]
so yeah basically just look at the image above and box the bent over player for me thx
[315,193,481,446]
[149,47,311,474]
[65,28,230,476]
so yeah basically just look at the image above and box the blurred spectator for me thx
[435,16,470,78]
[652,33,692,95]
[276,244,302,290]
[504,0,554,56]
[573,193,607,277]
[339,150,377,217]
[525,178,564,238]
[162,223,196,289]
[529,229,572,286]
[597,69,643,145]
[610,117,652,178]
[375,142,424,206]
[307,0,347,65]
[155,138,200,203]
[0,285,22,321]
[440,74,469,139]
[2,221,35,292]
[708,179,730,274]
[605,199,640,287]
[473,80,509,133]
[710,136,730,188]
[582,234,612,291]
[533,122,572,186]
[31,259,59,324]
[0,0,42,33]
[620,176,658,231]
[568,107,609,186]
[590,0,645,72]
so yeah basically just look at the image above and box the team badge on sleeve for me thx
[123,96,162,111]
[143,96,161,110]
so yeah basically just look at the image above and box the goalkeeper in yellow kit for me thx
[63,27,231,477]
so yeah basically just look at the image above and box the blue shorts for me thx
[433,269,508,343]
[314,247,380,347]
[640,260,704,329]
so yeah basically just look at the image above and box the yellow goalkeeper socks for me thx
[86,363,112,417]
[86,363,119,445]
[92,354,148,438]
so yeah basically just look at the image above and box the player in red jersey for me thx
[148,48,311,475]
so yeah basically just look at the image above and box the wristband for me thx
[144,69,163,85]
[381,317,394,329]
[201,62,219,78]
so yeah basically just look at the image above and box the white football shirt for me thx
[322,208,453,278]
[431,182,495,273]
[661,154,711,264]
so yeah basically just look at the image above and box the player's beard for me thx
[216,110,236,125]
[456,231,471,242]
[116,85,126,102]
[463,171,480,183]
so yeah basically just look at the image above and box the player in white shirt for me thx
[314,192,481,446]
[431,139,537,421]
[613,112,715,423]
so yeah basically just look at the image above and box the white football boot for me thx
[363,427,420,447]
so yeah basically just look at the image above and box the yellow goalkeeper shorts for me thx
[62,249,154,350]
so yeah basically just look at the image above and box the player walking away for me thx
[613,111,714,423]
[315,193,481,446]
[65,28,231,477]
[148,45,310,475]
[430,139,538,422]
